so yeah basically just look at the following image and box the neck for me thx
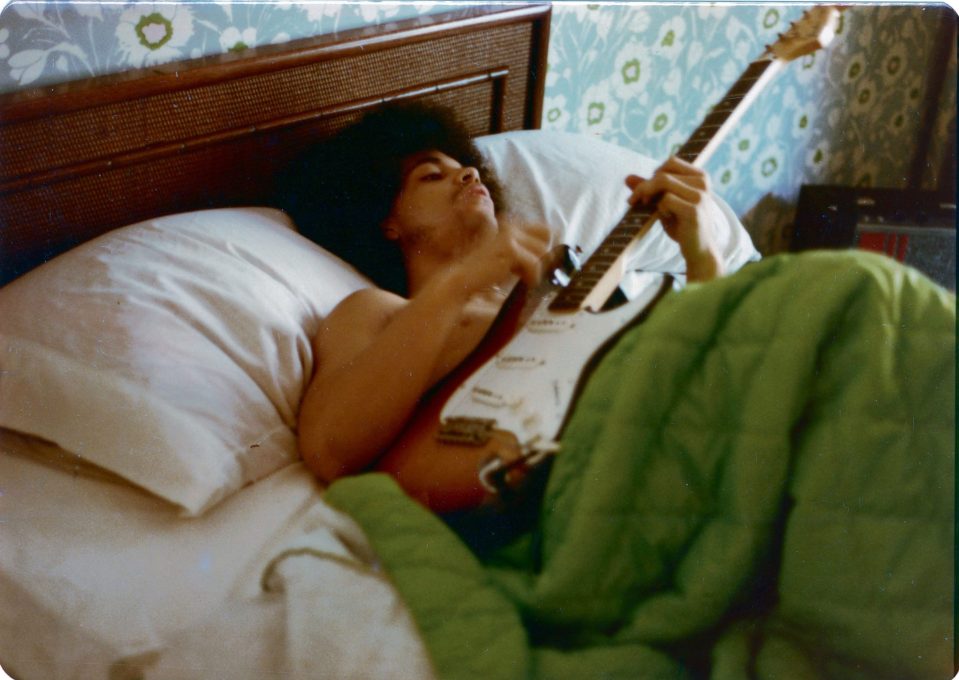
[405,251,452,297]
[402,221,498,298]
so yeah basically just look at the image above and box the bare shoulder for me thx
[324,287,407,334]
[311,287,407,373]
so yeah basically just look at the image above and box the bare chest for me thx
[430,293,505,382]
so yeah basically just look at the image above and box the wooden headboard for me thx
[0,3,551,285]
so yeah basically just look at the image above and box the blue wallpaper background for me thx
[0,2,955,253]
[541,4,956,251]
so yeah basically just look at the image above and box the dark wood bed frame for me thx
[0,3,551,285]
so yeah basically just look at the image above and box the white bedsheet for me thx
[0,430,432,679]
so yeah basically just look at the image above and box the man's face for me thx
[384,150,497,255]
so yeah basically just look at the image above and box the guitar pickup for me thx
[470,387,508,408]
[494,355,545,369]
[527,317,575,333]
[437,417,497,445]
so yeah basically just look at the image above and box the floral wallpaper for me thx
[0,2,955,254]
[541,4,956,252]
[0,2,444,89]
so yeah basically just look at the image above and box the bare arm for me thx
[298,279,471,484]
[297,222,550,484]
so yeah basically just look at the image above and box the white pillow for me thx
[0,208,369,516]
[474,130,759,285]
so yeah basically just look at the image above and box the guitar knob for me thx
[548,244,582,286]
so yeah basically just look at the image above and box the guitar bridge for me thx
[437,417,497,445]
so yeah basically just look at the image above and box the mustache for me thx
[458,183,491,201]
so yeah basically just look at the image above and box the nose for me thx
[458,166,480,184]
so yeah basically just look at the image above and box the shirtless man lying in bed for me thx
[273,103,726,501]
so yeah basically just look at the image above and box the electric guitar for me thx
[376,7,841,513]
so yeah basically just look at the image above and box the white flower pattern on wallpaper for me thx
[4,4,96,85]
[220,26,257,54]
[116,3,194,66]
[0,2,954,253]
[611,40,649,101]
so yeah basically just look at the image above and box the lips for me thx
[460,184,491,202]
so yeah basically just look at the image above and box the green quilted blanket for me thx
[327,251,955,680]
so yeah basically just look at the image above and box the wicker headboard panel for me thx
[0,4,550,285]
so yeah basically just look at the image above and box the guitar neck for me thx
[677,57,783,168]
[550,55,784,313]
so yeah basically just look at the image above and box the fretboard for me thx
[549,56,779,313]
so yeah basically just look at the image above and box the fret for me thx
[677,138,708,155]
[611,223,642,237]
[607,230,635,243]
[718,60,772,100]
[728,76,762,92]
[703,110,732,127]
[577,265,604,279]
[623,209,656,225]
[593,243,620,255]
[690,124,720,141]
[606,227,643,244]
[736,73,763,85]
[605,233,637,246]
[732,77,762,91]
[579,272,601,286]
[742,59,772,78]
[676,58,775,167]
[722,92,748,104]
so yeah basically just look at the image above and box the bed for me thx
[0,4,954,680]
[0,6,546,678]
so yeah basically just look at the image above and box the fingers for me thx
[625,156,710,207]
[656,192,696,238]
[476,218,551,289]
[633,173,707,208]
[627,170,708,206]
[621,158,724,282]
[659,155,709,183]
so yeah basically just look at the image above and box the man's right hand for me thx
[447,219,553,299]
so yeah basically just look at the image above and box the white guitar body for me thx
[440,271,672,456]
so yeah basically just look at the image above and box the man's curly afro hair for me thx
[270,102,505,296]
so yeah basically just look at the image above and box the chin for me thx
[459,206,497,234]
[478,213,499,236]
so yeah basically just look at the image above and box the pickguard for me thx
[440,271,673,452]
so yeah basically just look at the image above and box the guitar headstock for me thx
[767,6,841,62]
